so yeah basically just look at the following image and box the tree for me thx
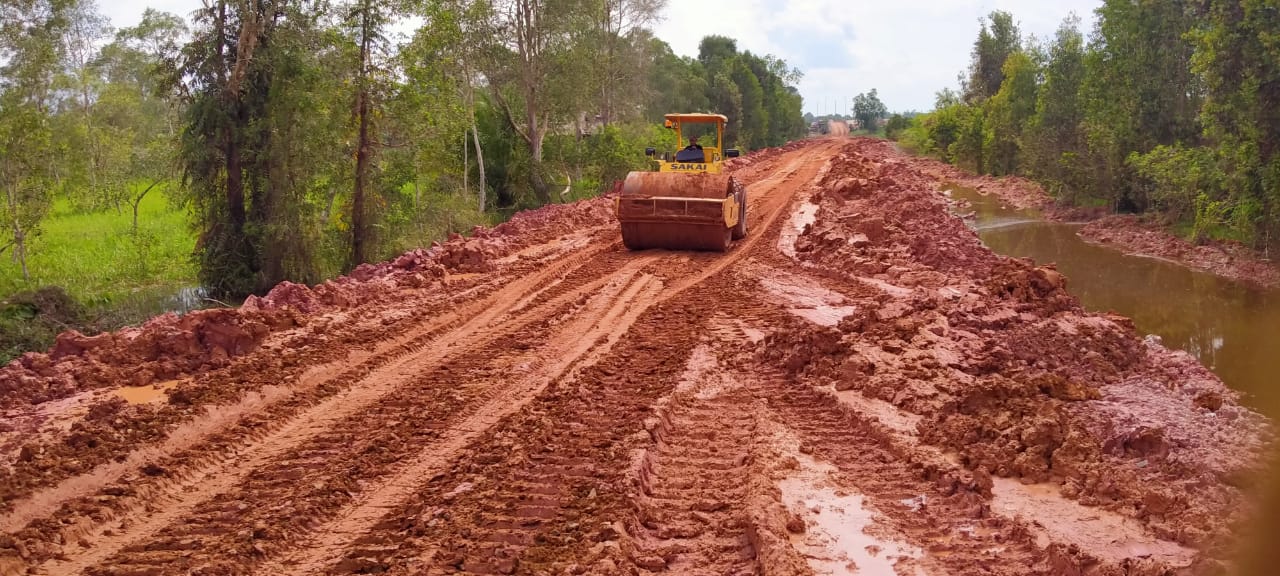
[985,51,1038,175]
[852,89,887,133]
[965,11,1021,102]
[93,9,188,231]
[1080,0,1202,209]
[399,0,480,230]
[345,0,399,268]
[697,35,737,74]
[485,0,594,205]
[1023,15,1086,196]
[884,113,912,140]
[1,0,79,280]
[179,0,338,295]
[643,39,709,121]
[56,0,112,209]
[1191,0,1280,248]
[592,0,665,125]
[730,56,766,147]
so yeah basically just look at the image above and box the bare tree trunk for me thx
[15,228,27,281]
[353,90,371,267]
[131,180,161,233]
[218,0,247,241]
[529,134,549,204]
[463,127,469,195]
[321,184,337,226]
[351,2,373,269]
[225,122,246,235]
[413,178,423,241]
[7,184,28,281]
[471,115,486,212]
[527,104,549,204]
[461,56,486,212]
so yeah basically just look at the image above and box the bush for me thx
[884,114,913,140]
[0,286,86,364]
[1129,145,1229,241]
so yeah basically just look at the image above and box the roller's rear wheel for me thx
[621,222,642,250]
[731,184,748,240]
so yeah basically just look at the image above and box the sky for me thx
[101,0,1102,114]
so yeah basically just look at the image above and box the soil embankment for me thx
[901,150,1280,288]
[0,137,1271,575]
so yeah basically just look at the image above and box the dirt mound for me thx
[0,307,295,409]
[877,142,1053,211]
[779,138,1273,560]
[796,145,1003,281]
[0,196,619,412]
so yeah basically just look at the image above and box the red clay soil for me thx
[0,137,1271,576]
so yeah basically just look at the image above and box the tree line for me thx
[1,0,806,298]
[898,1,1280,252]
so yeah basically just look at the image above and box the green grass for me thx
[0,184,198,307]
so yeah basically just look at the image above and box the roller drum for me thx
[617,171,739,252]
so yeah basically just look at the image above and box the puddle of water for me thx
[834,390,921,436]
[115,380,179,405]
[758,273,857,327]
[827,377,1194,568]
[949,185,1280,418]
[780,454,925,576]
[737,320,767,344]
[791,306,859,327]
[780,196,820,257]
[990,478,1195,567]
[767,419,925,576]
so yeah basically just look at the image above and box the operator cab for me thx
[675,136,706,163]
[645,113,741,169]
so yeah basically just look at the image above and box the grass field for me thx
[0,187,197,307]
[0,182,502,363]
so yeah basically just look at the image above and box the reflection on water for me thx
[111,285,210,315]
[949,185,1280,417]
[169,286,210,313]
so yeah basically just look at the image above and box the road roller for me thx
[616,113,747,251]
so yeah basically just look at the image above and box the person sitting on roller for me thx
[675,136,705,163]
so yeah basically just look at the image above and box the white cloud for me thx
[100,0,201,30]
[653,0,1102,113]
[100,0,1101,113]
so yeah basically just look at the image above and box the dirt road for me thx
[0,138,1272,575]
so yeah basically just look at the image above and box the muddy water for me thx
[115,380,179,404]
[949,186,1280,417]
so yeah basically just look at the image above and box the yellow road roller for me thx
[616,113,747,251]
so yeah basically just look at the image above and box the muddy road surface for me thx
[0,138,1272,575]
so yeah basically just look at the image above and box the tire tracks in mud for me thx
[6,140,845,576]
[11,138,1241,574]
[628,345,761,575]
[254,266,666,575]
[17,245,640,575]
[292,143,844,575]
[336,300,715,575]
